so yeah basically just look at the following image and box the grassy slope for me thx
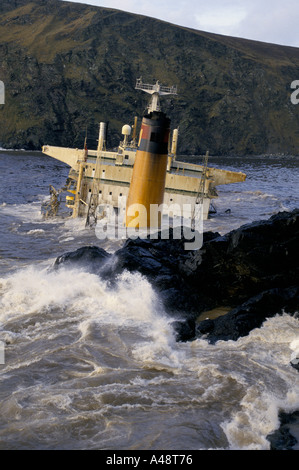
[0,0,299,154]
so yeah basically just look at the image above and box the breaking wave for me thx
[0,265,298,450]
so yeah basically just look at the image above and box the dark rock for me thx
[54,245,111,274]
[267,411,299,450]
[268,427,297,450]
[196,286,299,343]
[291,358,299,372]
[53,210,299,343]
[186,209,299,308]
[101,228,206,317]
[172,318,196,342]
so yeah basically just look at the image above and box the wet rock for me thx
[54,209,299,343]
[108,229,220,317]
[267,411,299,450]
[172,318,196,342]
[54,245,111,274]
[291,358,299,372]
[196,286,299,343]
[110,210,299,341]
[185,209,299,307]
[188,209,299,342]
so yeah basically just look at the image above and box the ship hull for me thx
[42,143,245,223]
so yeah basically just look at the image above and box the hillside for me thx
[0,0,299,155]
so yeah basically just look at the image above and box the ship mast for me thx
[135,78,179,164]
[85,122,106,227]
[135,78,177,113]
[191,151,209,230]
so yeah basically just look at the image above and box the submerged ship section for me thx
[42,80,246,229]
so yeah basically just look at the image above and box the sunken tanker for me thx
[42,79,246,227]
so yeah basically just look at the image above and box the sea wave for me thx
[0,265,298,449]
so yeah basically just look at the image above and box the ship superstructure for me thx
[42,80,246,226]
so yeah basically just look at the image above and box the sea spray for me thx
[1,152,299,449]
[219,315,299,450]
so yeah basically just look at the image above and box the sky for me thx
[66,0,299,48]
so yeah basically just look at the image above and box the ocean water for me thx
[0,150,299,450]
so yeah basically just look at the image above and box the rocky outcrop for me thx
[54,209,299,344]
[54,245,112,274]
[267,411,299,450]
[196,286,299,343]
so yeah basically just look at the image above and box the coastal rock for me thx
[184,209,299,307]
[103,230,219,317]
[196,286,299,343]
[291,358,299,372]
[110,209,299,342]
[267,411,299,450]
[54,245,111,274]
[54,209,299,343]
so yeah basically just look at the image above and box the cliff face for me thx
[0,0,299,154]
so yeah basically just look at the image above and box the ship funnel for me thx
[125,110,170,229]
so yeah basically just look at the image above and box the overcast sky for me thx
[67,0,299,48]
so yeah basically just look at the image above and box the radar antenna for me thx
[135,78,177,113]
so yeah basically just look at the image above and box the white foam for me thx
[0,266,105,324]
[0,265,168,341]
[0,201,43,222]
[59,236,74,242]
[0,262,298,450]
[219,314,299,450]
[26,229,45,235]
[290,338,299,361]
[0,147,26,151]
